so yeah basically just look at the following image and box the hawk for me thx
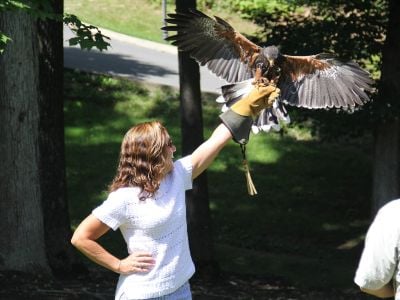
[162,9,374,133]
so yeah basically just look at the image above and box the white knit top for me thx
[354,199,400,299]
[92,155,195,300]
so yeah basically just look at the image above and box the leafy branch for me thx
[0,0,111,53]
[64,14,110,51]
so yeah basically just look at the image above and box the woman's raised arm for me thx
[191,124,232,179]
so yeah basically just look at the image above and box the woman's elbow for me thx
[70,215,108,249]
[71,232,83,248]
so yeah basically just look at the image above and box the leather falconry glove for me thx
[219,83,280,196]
[220,83,280,145]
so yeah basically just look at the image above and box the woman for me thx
[71,84,279,300]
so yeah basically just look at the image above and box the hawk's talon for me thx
[252,77,270,86]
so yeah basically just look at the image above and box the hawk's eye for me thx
[276,67,281,73]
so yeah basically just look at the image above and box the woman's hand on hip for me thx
[118,251,155,275]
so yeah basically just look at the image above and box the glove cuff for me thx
[219,109,253,145]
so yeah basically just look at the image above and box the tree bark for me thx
[0,10,50,274]
[0,1,82,276]
[372,121,399,214]
[372,0,400,214]
[37,0,83,277]
[176,0,219,279]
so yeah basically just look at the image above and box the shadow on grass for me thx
[208,136,372,290]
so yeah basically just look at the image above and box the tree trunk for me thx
[0,10,50,274]
[0,1,82,276]
[176,0,219,280]
[372,0,400,214]
[37,0,83,277]
[372,120,399,213]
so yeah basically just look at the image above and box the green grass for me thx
[65,69,373,290]
[64,0,262,44]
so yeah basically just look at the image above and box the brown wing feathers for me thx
[162,9,260,83]
[278,54,373,109]
[213,15,259,64]
[162,9,373,110]
[282,56,331,80]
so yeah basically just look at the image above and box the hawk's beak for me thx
[268,59,275,67]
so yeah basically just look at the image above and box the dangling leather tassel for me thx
[240,144,257,196]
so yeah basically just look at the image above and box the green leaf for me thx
[0,32,12,54]
[68,37,80,46]
[64,14,111,52]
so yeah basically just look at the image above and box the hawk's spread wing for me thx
[278,54,374,109]
[162,9,261,83]
[162,9,374,135]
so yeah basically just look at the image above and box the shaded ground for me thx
[0,270,373,300]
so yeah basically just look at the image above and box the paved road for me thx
[63,26,226,94]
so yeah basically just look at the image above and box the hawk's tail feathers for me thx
[253,101,291,134]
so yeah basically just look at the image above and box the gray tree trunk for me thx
[372,0,400,214]
[176,0,219,279]
[0,11,50,274]
[37,0,82,277]
[372,120,399,214]
[0,1,81,276]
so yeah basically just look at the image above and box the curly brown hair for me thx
[108,121,174,198]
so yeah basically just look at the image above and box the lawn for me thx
[64,69,373,291]
[64,0,262,44]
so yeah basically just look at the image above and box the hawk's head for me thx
[262,46,280,67]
